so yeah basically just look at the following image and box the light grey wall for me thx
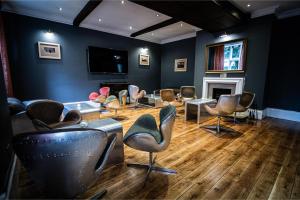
[194,16,274,109]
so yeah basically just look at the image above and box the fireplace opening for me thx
[213,88,231,101]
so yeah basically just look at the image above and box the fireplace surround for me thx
[202,77,245,99]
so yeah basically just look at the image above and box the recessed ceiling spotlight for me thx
[180,23,183,27]
[247,3,251,7]
[151,33,154,36]
[98,18,102,22]
[59,7,62,11]
[156,14,160,17]
[121,0,125,4]
[129,26,132,30]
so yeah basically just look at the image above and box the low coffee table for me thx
[65,118,124,167]
[185,98,217,124]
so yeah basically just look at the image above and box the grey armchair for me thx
[26,100,81,130]
[118,89,128,106]
[123,105,177,184]
[202,94,240,136]
[12,128,117,198]
[128,85,146,108]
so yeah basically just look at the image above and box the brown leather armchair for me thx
[25,100,81,130]
[202,94,240,136]
[234,91,255,122]
[12,128,117,198]
[178,86,197,102]
[160,89,183,107]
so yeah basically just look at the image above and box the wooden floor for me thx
[17,106,300,199]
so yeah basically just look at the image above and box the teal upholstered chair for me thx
[123,105,177,184]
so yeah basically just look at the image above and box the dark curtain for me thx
[0,14,13,97]
[213,45,224,70]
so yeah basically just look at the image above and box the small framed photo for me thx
[38,42,61,59]
[139,54,150,66]
[175,58,187,72]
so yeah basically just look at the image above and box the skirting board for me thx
[264,107,300,122]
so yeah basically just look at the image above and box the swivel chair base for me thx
[90,189,107,200]
[127,152,176,186]
[201,116,238,137]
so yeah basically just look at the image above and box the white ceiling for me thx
[2,0,299,44]
[1,0,200,44]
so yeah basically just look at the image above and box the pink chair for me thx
[89,92,99,101]
[99,87,110,98]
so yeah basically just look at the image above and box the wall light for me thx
[140,47,148,54]
[219,32,229,38]
[45,29,54,39]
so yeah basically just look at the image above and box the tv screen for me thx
[88,46,128,74]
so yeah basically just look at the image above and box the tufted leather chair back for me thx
[13,128,116,198]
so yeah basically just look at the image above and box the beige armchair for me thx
[202,94,240,136]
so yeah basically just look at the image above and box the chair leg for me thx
[201,116,237,136]
[127,152,177,186]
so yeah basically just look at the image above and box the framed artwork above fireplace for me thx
[205,39,247,73]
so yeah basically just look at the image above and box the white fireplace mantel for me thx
[202,77,245,99]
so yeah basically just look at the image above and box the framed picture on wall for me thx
[38,42,61,59]
[174,58,187,72]
[139,54,150,66]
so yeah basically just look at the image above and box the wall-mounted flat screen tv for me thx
[88,46,128,74]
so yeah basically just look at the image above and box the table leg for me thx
[197,104,200,124]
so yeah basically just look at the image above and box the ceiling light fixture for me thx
[129,26,132,30]
[156,14,160,17]
[59,7,62,11]
[219,32,229,38]
[121,0,125,4]
[98,18,102,22]
[247,3,251,7]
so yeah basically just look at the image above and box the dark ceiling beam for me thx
[73,0,103,26]
[213,0,249,21]
[130,0,249,33]
[130,18,178,37]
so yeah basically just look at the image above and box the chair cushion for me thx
[124,114,161,143]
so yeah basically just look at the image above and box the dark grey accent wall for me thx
[264,15,300,112]
[161,37,195,88]
[194,16,274,109]
[0,58,13,195]
[4,13,161,102]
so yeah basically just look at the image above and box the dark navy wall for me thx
[194,16,274,110]
[4,13,161,102]
[161,38,195,88]
[264,15,300,112]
